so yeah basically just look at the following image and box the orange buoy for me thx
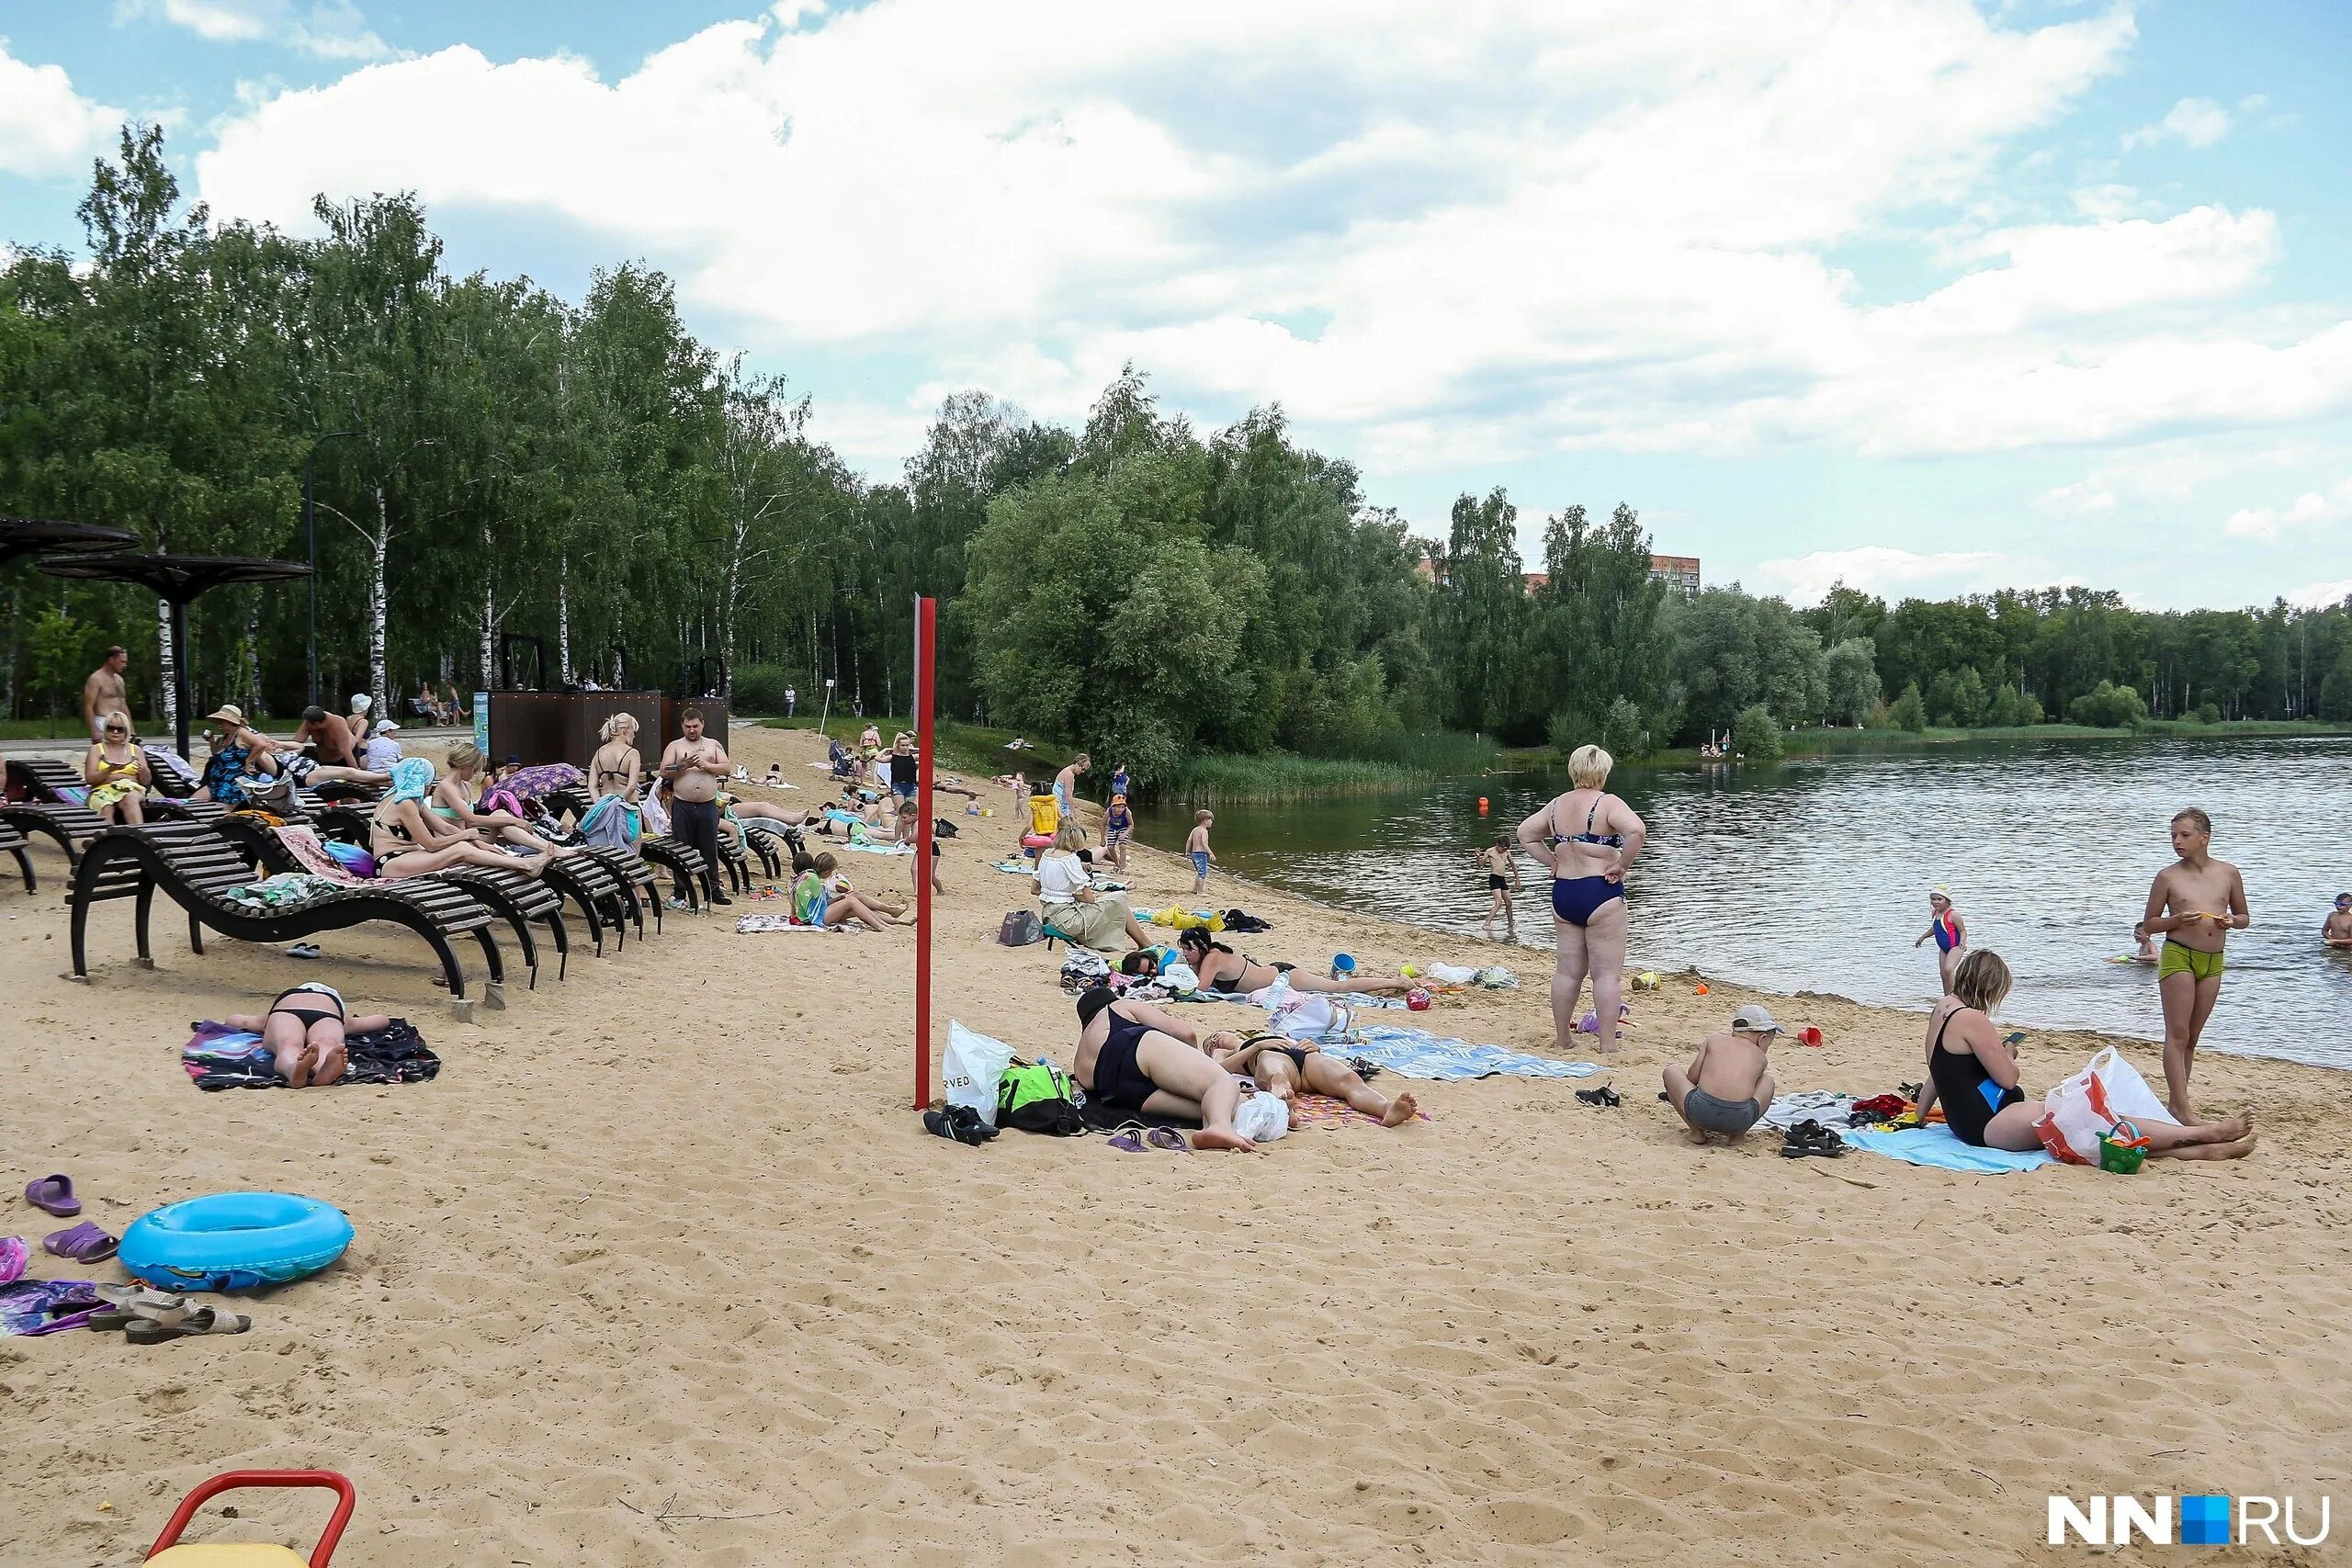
[1477,796,1489,815]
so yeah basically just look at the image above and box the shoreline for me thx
[6,723,2347,1566]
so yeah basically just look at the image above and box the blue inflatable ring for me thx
[120,1191,355,1293]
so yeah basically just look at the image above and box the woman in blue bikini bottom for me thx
[1516,745,1647,1054]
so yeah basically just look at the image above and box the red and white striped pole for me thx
[913,594,937,1110]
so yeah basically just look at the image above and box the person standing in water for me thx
[1479,835,1521,942]
[1514,744,1645,1054]
[2323,893,2352,949]
[2136,807,2248,1124]
[1914,886,1967,991]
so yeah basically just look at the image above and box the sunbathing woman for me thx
[1175,927,1415,996]
[1213,1032,1419,1127]
[793,851,895,931]
[1918,950,2254,1160]
[432,744,573,853]
[84,711,151,825]
[369,758,559,879]
[219,982,390,1089]
[1072,987,1258,1152]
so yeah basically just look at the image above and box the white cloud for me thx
[177,1,2352,475]
[0,41,123,177]
[1747,546,2026,605]
[2121,96,2232,151]
[2288,578,2352,609]
[126,0,389,61]
[2222,477,2352,543]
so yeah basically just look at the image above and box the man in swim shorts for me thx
[2136,807,2248,1124]
[1663,1004,1781,1145]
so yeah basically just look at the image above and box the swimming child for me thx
[1479,835,1521,942]
[2132,925,2159,963]
[1663,1004,1781,1145]
[2136,807,2248,1124]
[219,983,392,1089]
[1103,794,1134,873]
[2325,893,2352,949]
[1186,809,1216,896]
[1913,886,1967,991]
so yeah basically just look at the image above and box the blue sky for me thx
[5,0,2350,610]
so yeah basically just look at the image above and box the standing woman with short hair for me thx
[1515,744,1645,1053]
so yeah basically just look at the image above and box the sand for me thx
[3,723,2349,1566]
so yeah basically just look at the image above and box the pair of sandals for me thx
[1780,1119,1849,1159]
[922,1105,999,1147]
[1576,1086,1623,1109]
[88,1284,252,1345]
[1104,1122,1191,1153]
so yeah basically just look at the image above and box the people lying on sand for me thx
[1664,1004,1781,1145]
[2324,893,2352,949]
[1174,928,1415,996]
[1213,1032,1419,1128]
[1915,886,1967,992]
[1073,988,1258,1152]
[434,744,574,855]
[219,982,390,1089]
[2137,807,2249,1124]
[793,852,896,931]
[1514,743,1645,1054]
[1034,820,1149,951]
[1920,950,2254,1160]
[370,759,559,879]
[84,712,151,826]
[763,762,786,786]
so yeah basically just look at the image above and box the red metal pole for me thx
[914,595,936,1110]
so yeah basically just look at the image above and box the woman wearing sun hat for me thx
[1914,885,1968,992]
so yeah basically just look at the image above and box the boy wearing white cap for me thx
[1665,1004,1781,1145]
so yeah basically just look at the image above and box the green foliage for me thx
[1984,683,2043,728]
[2068,680,2150,728]
[1165,751,1418,800]
[28,609,98,717]
[1888,681,1928,732]
[1927,664,1988,727]
[2191,702,2222,725]
[729,663,797,714]
[1824,637,1879,726]
[1667,588,1827,738]
[1730,703,1783,761]
[1600,695,1650,760]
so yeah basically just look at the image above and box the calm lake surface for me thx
[1132,738,2352,1072]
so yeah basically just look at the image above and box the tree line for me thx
[6,127,2351,774]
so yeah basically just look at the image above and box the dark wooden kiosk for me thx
[484,692,730,770]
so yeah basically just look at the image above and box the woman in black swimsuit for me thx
[1072,989,1260,1152]
[1174,929,1414,995]
[1213,1033,1420,1128]
[1919,951,2255,1159]
[220,983,392,1088]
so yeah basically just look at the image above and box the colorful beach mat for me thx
[182,1020,440,1089]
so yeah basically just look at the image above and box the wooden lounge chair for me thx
[69,821,504,1009]
[307,799,639,952]
[5,755,229,849]
[542,787,714,912]
[0,819,33,893]
[210,816,571,986]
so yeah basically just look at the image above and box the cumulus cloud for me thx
[1746,546,2030,605]
[2288,578,2352,609]
[2222,477,2352,543]
[0,41,124,177]
[177,0,2352,475]
[125,0,389,61]
[2121,96,2232,151]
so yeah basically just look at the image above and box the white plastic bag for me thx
[1269,994,1352,1040]
[1233,1090,1290,1143]
[1427,962,1479,985]
[2033,1046,2176,1164]
[944,1021,1016,1126]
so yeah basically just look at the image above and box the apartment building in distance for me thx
[1648,554,1701,595]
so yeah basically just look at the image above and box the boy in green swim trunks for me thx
[2136,807,2248,1125]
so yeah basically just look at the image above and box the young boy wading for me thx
[2137,807,2248,1124]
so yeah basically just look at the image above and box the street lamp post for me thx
[303,431,358,709]
[819,675,837,737]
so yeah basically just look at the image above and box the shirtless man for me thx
[2325,893,2352,949]
[661,707,732,907]
[82,646,129,743]
[2136,807,2249,1124]
[1664,1004,1781,1145]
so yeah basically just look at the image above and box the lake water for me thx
[1131,738,2352,1072]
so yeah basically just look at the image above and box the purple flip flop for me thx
[0,1235,26,1285]
[43,1222,118,1263]
[23,1174,80,1218]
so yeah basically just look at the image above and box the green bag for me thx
[997,1061,1084,1136]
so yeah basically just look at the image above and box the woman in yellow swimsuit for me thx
[82,712,151,825]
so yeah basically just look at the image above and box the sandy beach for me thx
[4,722,2349,1566]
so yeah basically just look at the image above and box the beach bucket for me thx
[2098,1122,2151,1175]
[1693,983,1710,997]
[1634,971,1660,991]
[1406,988,1431,1011]
[1799,1026,1824,1047]
[1330,953,1357,978]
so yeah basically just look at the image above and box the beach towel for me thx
[2,1280,102,1337]
[1758,1091,1859,1133]
[992,859,1035,875]
[1842,1125,2052,1173]
[841,839,914,856]
[182,1019,439,1089]
[222,872,345,909]
[734,914,828,933]
[501,762,584,800]
[1340,1026,1600,1081]
[1287,1091,1434,1128]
